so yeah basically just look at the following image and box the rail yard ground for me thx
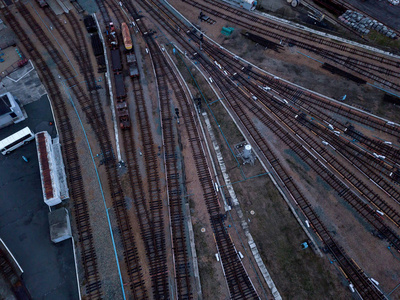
[161,0,400,297]
[168,0,400,124]
[171,50,353,299]
[1,0,400,298]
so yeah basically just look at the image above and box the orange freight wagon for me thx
[121,22,132,51]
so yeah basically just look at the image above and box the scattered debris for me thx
[338,10,397,38]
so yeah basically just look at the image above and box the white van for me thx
[0,127,35,155]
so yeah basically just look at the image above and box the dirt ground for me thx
[9,0,400,298]
[167,0,400,124]
[168,48,356,298]
[161,16,400,295]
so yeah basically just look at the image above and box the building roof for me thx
[0,93,12,115]
[37,132,54,200]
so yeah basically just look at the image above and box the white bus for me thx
[0,127,35,155]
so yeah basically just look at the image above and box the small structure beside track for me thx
[35,131,69,206]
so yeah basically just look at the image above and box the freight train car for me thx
[114,73,126,99]
[106,22,118,49]
[111,49,122,72]
[90,33,104,57]
[116,101,131,129]
[127,54,139,78]
[121,22,133,51]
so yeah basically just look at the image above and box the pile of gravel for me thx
[338,10,397,39]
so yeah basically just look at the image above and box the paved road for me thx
[0,94,79,299]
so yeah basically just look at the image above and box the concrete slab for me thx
[77,0,98,15]
[49,208,72,243]
[0,94,78,299]
[0,26,16,50]
[0,62,47,106]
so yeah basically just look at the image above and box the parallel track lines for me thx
[0,7,103,299]
[9,3,147,298]
[206,64,385,300]
[136,0,260,298]
[137,1,391,297]
[122,0,193,296]
[182,0,400,92]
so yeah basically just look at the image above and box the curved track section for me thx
[133,0,261,298]
[133,0,389,297]
[0,6,103,299]
[7,3,148,298]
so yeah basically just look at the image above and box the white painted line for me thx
[164,0,400,126]
[93,13,122,162]
[71,237,82,300]
[6,60,35,83]
[164,0,400,59]
[0,238,23,274]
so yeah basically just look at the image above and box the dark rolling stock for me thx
[114,73,126,99]
[111,49,122,72]
[96,55,106,73]
[84,16,97,33]
[90,33,104,57]
[116,101,131,129]
[105,22,131,130]
[127,53,139,78]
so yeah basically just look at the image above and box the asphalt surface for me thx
[0,94,79,299]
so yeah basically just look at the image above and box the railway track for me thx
[0,6,103,299]
[204,45,400,250]
[121,0,193,297]
[97,0,172,296]
[180,0,400,93]
[134,0,392,297]
[130,0,262,298]
[7,3,149,298]
[0,246,31,299]
[213,56,400,223]
[199,39,400,146]
[186,0,400,68]
[202,61,385,299]
[201,42,400,178]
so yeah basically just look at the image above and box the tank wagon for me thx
[121,22,133,51]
